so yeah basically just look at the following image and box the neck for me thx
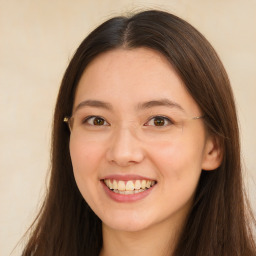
[99,218,183,256]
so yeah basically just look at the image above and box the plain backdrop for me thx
[0,0,255,255]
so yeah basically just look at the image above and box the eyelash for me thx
[145,115,174,127]
[82,115,174,127]
[82,116,110,126]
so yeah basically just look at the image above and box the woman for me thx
[22,10,256,256]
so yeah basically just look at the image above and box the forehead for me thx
[74,48,200,115]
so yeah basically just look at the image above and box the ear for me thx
[201,135,223,171]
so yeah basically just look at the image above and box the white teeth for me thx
[126,181,134,191]
[117,181,126,191]
[113,189,146,195]
[113,180,118,190]
[103,179,156,194]
[104,179,113,189]
[146,180,151,188]
[141,180,146,189]
[108,180,113,189]
[134,180,141,190]
[125,190,134,195]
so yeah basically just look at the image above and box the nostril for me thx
[106,148,145,167]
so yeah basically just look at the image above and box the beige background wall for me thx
[0,0,255,255]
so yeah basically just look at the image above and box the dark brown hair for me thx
[22,10,256,256]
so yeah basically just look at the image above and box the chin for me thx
[105,221,150,232]
[101,211,154,232]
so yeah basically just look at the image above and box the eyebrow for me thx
[74,98,185,113]
[136,99,185,112]
[74,100,113,113]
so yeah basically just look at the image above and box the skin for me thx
[69,48,221,256]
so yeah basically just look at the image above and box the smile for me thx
[103,179,156,195]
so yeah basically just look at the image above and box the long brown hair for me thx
[22,10,256,256]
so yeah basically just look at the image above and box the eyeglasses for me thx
[63,113,204,141]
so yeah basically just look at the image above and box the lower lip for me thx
[101,181,155,203]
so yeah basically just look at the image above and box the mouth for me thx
[102,179,157,195]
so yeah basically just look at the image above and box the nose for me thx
[106,127,145,167]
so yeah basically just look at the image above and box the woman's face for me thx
[69,48,214,232]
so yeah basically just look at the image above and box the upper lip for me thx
[101,174,156,181]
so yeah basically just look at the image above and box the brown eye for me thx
[93,117,105,125]
[154,117,165,126]
[84,116,109,126]
[145,116,173,127]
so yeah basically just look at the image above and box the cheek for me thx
[149,135,204,190]
[69,137,105,197]
[69,136,104,174]
[69,137,109,212]
[150,141,203,215]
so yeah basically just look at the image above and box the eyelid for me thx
[83,115,110,126]
[144,115,174,126]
